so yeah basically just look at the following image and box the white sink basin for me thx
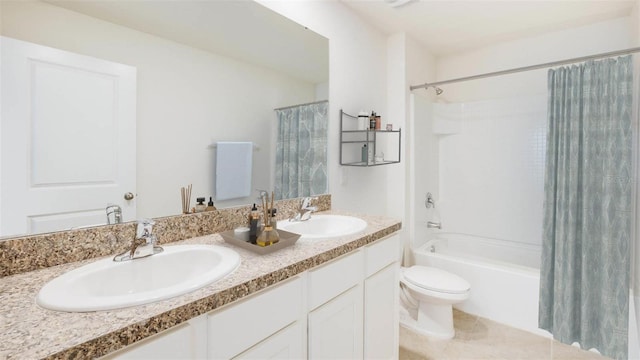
[37,245,240,312]
[277,215,367,240]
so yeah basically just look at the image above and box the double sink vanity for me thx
[0,195,401,359]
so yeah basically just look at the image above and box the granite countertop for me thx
[0,210,401,359]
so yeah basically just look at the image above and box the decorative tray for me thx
[220,229,301,255]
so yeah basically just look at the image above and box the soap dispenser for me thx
[206,197,217,211]
[249,203,260,244]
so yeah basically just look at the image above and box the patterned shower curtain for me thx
[274,101,328,200]
[539,56,633,360]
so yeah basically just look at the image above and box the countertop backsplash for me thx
[0,194,331,277]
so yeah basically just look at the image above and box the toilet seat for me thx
[403,266,470,294]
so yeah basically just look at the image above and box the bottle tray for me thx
[220,229,301,255]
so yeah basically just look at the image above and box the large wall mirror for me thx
[0,0,329,238]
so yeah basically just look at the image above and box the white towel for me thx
[215,142,253,201]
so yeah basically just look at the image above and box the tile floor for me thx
[399,309,612,360]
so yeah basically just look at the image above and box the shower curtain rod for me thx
[409,46,640,91]
[274,99,328,111]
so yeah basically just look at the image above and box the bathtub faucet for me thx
[427,221,442,229]
[425,193,435,209]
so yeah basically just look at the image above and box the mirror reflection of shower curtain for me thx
[539,55,634,360]
[274,101,328,200]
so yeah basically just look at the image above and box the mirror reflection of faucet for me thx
[290,197,318,222]
[106,204,122,224]
[256,189,269,202]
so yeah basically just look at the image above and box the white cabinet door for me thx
[1,36,136,236]
[234,321,304,360]
[364,263,399,360]
[308,284,363,360]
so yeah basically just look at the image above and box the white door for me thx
[308,284,364,359]
[1,37,136,236]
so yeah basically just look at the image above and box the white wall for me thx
[398,36,437,263]
[436,95,547,247]
[420,17,633,253]
[1,1,317,219]
[437,17,633,102]
[258,1,390,215]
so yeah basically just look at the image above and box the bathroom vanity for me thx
[0,209,401,359]
[102,233,399,359]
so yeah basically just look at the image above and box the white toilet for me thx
[399,265,471,339]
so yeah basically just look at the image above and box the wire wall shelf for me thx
[339,110,401,167]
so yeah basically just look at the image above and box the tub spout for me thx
[427,221,442,229]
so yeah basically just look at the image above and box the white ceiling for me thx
[341,0,636,56]
[45,0,329,84]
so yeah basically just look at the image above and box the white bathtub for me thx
[412,233,548,337]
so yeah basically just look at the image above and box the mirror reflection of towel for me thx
[215,142,252,200]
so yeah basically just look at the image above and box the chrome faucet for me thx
[424,193,441,229]
[106,204,122,224]
[290,197,318,222]
[113,219,163,262]
[425,193,435,209]
[256,189,269,202]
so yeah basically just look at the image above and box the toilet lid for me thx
[403,266,470,294]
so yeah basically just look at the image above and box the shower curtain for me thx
[274,101,328,200]
[539,56,633,360]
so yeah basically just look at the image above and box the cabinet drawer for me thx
[208,276,303,359]
[308,250,364,311]
[233,321,304,359]
[365,234,400,277]
[100,315,206,360]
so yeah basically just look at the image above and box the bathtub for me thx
[412,233,547,337]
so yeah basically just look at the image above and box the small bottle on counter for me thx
[206,197,217,211]
[195,197,206,212]
[256,224,280,247]
[269,208,278,230]
[369,111,376,130]
[249,203,260,244]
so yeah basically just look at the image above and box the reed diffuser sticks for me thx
[257,190,279,246]
[261,191,276,227]
[262,193,269,227]
[180,184,192,214]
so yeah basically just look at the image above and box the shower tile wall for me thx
[435,95,547,260]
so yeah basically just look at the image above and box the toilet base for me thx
[399,298,455,340]
[417,301,455,339]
